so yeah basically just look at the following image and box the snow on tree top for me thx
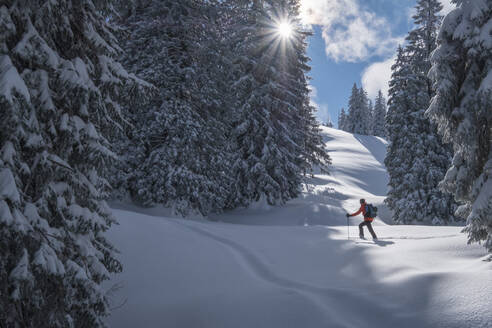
[0,55,30,103]
[0,199,14,225]
[0,168,20,203]
[13,19,59,69]
[1,141,15,166]
[33,243,66,276]
[9,249,31,282]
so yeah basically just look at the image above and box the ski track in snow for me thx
[377,234,462,240]
[339,234,462,242]
[173,219,419,328]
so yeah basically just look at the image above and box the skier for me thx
[346,199,378,240]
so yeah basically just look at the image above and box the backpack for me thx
[364,204,378,218]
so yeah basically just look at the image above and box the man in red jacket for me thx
[346,198,378,239]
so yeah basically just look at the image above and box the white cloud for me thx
[300,0,402,62]
[361,54,395,99]
[309,85,331,123]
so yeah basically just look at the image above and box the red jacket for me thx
[350,203,373,222]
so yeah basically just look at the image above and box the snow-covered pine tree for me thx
[406,0,444,97]
[229,0,300,206]
[323,120,334,128]
[228,0,329,206]
[0,1,138,326]
[359,87,371,135]
[367,98,374,136]
[347,84,370,135]
[373,90,387,138]
[344,83,371,135]
[386,46,421,223]
[338,108,347,131]
[117,0,234,216]
[345,83,358,133]
[300,97,332,177]
[291,4,331,177]
[427,0,492,254]
[385,0,457,225]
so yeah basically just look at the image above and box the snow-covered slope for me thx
[211,127,391,226]
[106,128,492,328]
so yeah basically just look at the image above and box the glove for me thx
[346,213,350,218]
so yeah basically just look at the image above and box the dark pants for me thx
[359,221,377,238]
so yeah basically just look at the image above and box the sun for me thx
[277,21,293,38]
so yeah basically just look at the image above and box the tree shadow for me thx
[354,134,388,166]
[354,240,394,247]
[374,239,394,247]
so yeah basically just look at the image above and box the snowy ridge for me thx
[106,127,491,328]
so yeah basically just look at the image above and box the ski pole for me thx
[347,215,349,240]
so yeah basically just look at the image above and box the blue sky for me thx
[301,0,454,126]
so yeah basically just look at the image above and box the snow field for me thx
[106,128,491,327]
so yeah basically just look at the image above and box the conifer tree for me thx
[0,1,137,326]
[386,47,425,223]
[373,90,387,138]
[300,99,332,177]
[367,98,374,135]
[346,83,359,133]
[385,0,457,225]
[428,0,492,254]
[323,120,334,128]
[347,84,370,135]
[229,0,301,206]
[228,0,330,206]
[338,108,347,131]
[359,87,371,135]
[118,0,234,215]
